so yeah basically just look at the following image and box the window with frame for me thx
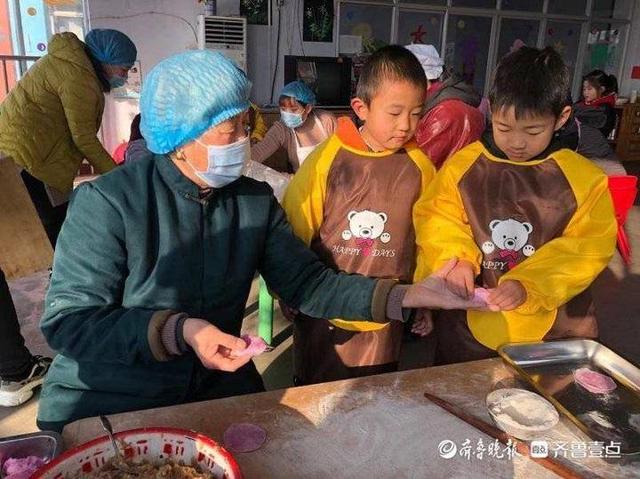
[0,0,87,97]
[397,10,444,50]
[445,14,493,93]
[337,0,634,96]
[339,3,393,53]
[4,0,86,57]
[544,21,582,88]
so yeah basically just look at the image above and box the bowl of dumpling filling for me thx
[32,427,242,479]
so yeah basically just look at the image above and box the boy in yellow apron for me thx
[415,47,617,364]
[282,46,436,384]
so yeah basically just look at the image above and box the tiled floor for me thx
[1,207,639,439]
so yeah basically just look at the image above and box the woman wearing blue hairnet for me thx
[36,50,489,430]
[0,28,137,248]
[251,80,336,172]
[0,29,136,408]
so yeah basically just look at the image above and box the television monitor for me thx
[283,55,352,107]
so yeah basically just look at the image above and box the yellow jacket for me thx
[0,33,115,193]
[283,117,435,331]
[415,141,617,349]
[249,103,267,142]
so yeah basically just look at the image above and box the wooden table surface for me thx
[63,358,639,478]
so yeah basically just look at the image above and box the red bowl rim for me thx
[34,426,242,478]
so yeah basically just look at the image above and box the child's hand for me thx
[487,280,527,311]
[410,309,433,337]
[402,258,498,311]
[278,300,299,322]
[445,259,476,299]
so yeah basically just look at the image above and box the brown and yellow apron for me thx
[284,118,435,384]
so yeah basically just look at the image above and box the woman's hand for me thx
[183,318,251,371]
[402,259,499,311]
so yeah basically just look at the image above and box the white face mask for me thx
[281,109,305,129]
[108,74,127,89]
[190,136,250,188]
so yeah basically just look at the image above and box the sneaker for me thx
[0,356,52,407]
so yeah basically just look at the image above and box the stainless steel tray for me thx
[498,339,640,453]
[0,431,62,476]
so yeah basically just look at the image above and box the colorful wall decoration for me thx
[303,0,333,43]
[586,25,621,73]
[397,11,443,50]
[544,21,580,85]
[445,15,491,93]
[339,3,391,54]
[19,0,48,56]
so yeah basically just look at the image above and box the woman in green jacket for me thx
[0,28,137,247]
[37,50,491,431]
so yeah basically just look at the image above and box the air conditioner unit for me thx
[197,15,247,72]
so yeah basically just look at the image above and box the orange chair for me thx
[608,175,638,264]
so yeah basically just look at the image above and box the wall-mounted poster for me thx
[303,0,334,42]
[241,0,269,25]
[585,24,624,74]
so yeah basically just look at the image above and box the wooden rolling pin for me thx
[424,392,587,479]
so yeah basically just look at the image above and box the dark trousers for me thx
[0,267,32,378]
[36,362,266,433]
[293,317,404,385]
[20,171,68,248]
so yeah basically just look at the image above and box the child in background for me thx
[406,44,485,169]
[124,114,152,163]
[415,47,617,365]
[575,70,619,138]
[282,46,436,385]
[560,102,627,176]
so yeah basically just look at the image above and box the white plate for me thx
[486,388,559,441]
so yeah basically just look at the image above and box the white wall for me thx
[87,0,338,150]
[87,0,200,152]
[87,0,200,79]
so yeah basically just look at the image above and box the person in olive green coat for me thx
[0,28,136,247]
[0,29,136,409]
[36,50,491,432]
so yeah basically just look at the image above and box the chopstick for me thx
[424,391,586,479]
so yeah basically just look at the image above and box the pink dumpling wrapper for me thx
[223,423,267,453]
[237,335,268,358]
[3,456,46,479]
[472,287,490,304]
[574,367,617,394]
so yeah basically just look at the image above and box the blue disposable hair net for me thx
[280,80,316,105]
[85,29,137,67]
[140,50,251,155]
